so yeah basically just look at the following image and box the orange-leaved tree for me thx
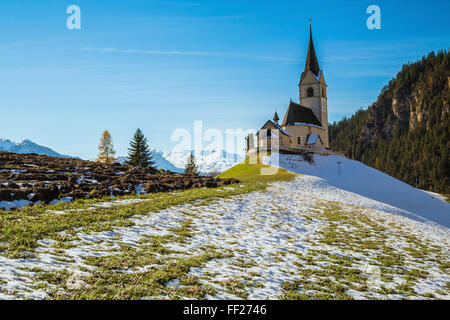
[97,130,117,164]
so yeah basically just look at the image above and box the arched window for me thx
[322,87,326,98]
[307,87,314,97]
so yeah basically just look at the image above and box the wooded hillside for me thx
[330,50,449,194]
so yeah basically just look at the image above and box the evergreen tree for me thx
[125,128,156,169]
[184,153,198,175]
[97,130,117,164]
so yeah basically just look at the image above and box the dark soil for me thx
[0,152,238,204]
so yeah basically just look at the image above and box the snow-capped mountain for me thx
[119,149,243,174]
[117,150,183,173]
[163,149,244,175]
[0,139,73,158]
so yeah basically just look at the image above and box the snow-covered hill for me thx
[163,149,244,175]
[0,139,73,158]
[263,152,450,228]
[1,174,448,300]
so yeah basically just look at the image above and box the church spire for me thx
[273,112,280,124]
[304,20,320,77]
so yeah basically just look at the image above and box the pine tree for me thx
[184,153,198,175]
[125,128,156,169]
[97,130,117,164]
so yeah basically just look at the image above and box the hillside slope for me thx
[263,153,450,228]
[329,50,449,194]
[1,170,448,300]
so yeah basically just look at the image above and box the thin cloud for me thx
[149,1,202,6]
[0,40,38,50]
[81,47,297,62]
[320,39,446,63]
[123,14,248,21]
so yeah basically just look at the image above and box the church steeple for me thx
[304,22,320,77]
[273,112,280,124]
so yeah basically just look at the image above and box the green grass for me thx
[218,153,297,183]
[0,182,265,257]
[277,201,450,300]
[29,211,232,300]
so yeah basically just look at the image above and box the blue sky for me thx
[0,0,448,159]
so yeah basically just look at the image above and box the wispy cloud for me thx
[149,0,202,7]
[125,14,248,21]
[81,47,297,62]
[0,40,38,50]
[321,39,445,64]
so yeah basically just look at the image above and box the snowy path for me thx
[0,177,449,300]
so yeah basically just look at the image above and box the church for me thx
[254,25,329,152]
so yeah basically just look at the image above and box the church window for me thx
[297,137,302,145]
[307,87,314,97]
[322,87,326,98]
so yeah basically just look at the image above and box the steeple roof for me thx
[273,112,280,123]
[304,24,320,77]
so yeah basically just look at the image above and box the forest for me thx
[330,50,449,194]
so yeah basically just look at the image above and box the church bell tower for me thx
[298,23,328,144]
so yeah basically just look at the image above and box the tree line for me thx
[96,129,198,175]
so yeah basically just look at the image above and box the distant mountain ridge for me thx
[162,149,245,175]
[0,139,74,158]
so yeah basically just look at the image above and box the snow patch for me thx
[263,152,450,228]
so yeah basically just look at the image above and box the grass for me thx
[35,251,227,300]
[1,156,448,300]
[0,182,265,257]
[218,153,297,183]
[29,213,232,300]
[0,155,297,258]
[0,158,302,299]
[278,201,449,300]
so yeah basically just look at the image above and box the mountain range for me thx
[0,139,243,174]
[0,139,74,158]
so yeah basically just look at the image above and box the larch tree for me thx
[97,130,117,164]
[184,152,198,175]
[125,128,156,169]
